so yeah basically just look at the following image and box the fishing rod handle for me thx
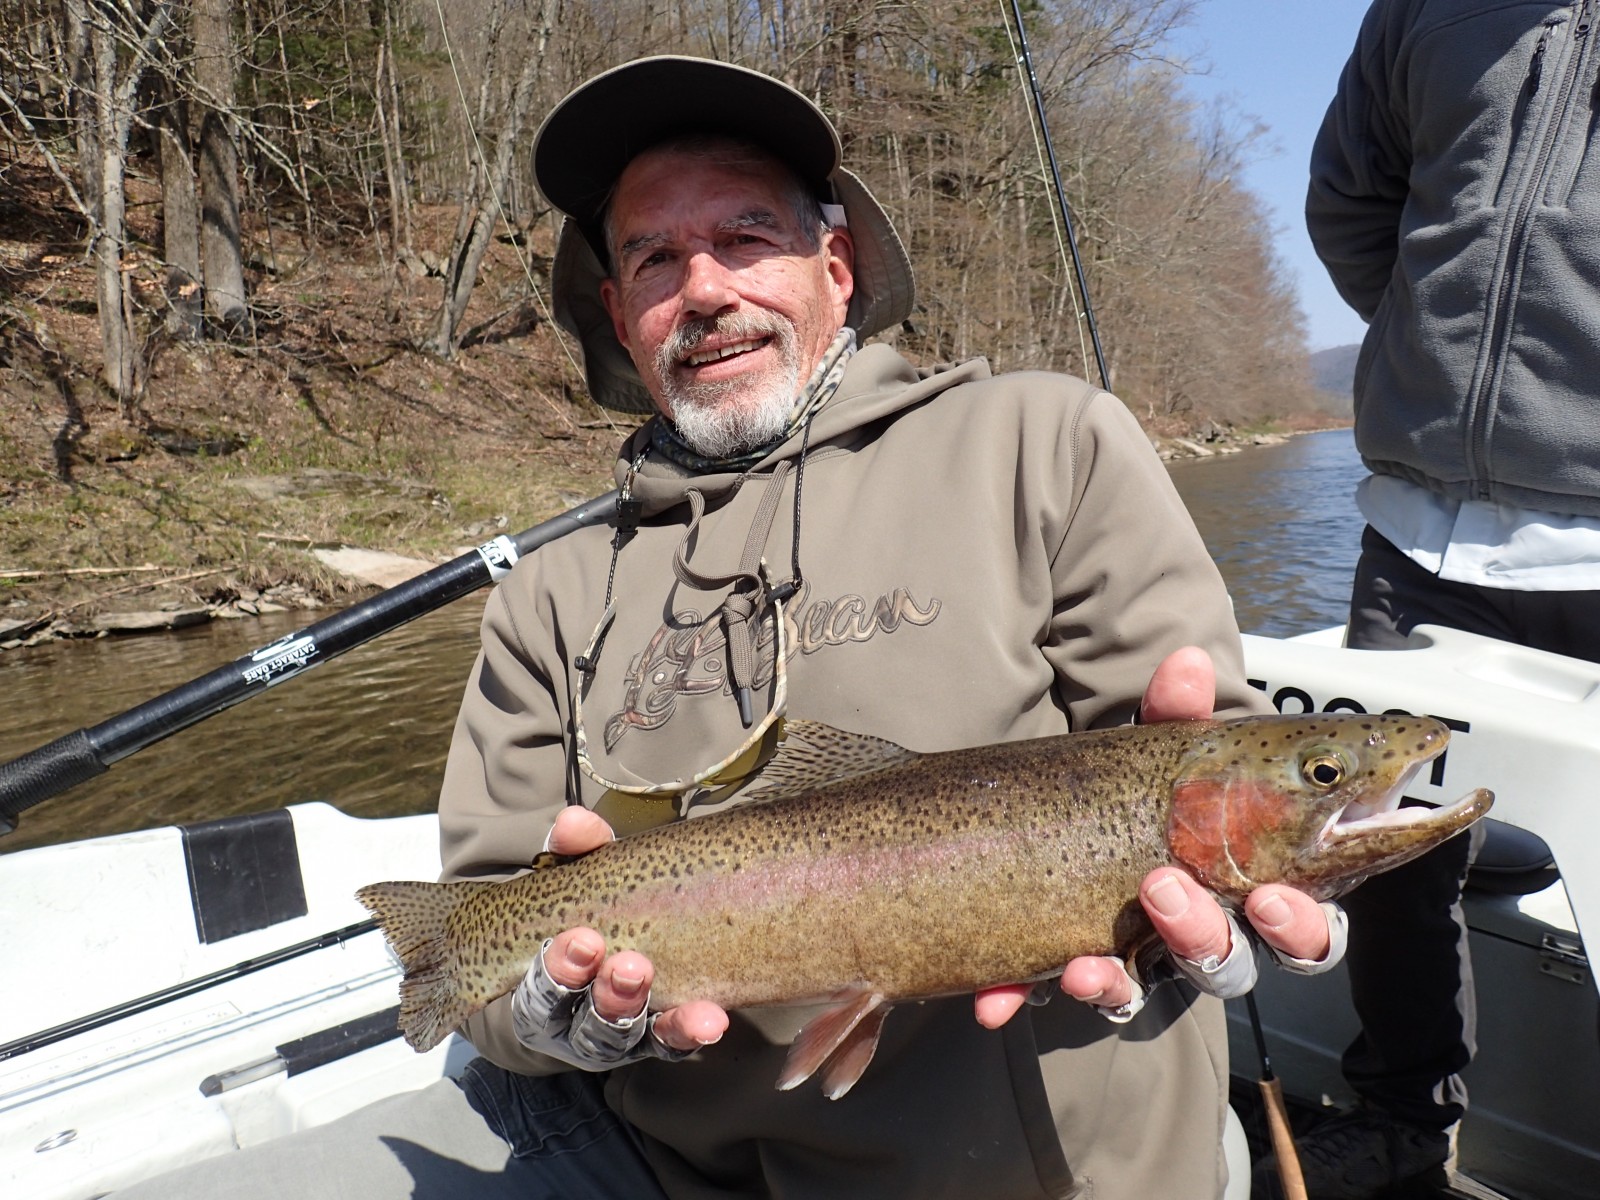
[0,729,106,833]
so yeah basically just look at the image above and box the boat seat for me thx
[1465,818,1558,896]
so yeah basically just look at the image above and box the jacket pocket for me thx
[1493,18,1562,206]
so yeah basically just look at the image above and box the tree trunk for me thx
[154,73,203,340]
[81,0,138,406]
[193,0,249,336]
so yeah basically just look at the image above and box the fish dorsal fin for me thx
[739,719,919,804]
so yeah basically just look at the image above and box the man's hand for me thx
[973,646,1339,1029]
[512,807,728,1066]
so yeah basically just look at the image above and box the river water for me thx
[0,428,1368,854]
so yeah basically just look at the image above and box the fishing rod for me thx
[0,490,619,835]
[1246,990,1309,1200]
[0,917,381,1062]
[1004,0,1111,392]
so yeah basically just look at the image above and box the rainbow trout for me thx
[358,713,1491,1097]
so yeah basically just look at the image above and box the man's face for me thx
[599,145,855,455]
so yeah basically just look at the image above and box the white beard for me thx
[655,313,802,459]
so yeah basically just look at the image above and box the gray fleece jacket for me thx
[1308,0,1600,517]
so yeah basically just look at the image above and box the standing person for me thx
[112,55,1342,1200]
[1300,2,1600,1196]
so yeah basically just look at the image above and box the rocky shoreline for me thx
[0,549,439,651]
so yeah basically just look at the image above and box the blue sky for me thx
[1170,1,1374,351]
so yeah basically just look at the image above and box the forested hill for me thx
[1311,345,1361,408]
[0,1,1343,632]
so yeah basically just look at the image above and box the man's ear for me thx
[599,278,632,352]
[823,227,855,321]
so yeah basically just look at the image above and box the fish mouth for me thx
[1318,760,1494,848]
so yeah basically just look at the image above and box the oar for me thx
[0,490,620,835]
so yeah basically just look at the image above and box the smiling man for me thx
[110,55,1341,1200]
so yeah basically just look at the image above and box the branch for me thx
[0,82,94,225]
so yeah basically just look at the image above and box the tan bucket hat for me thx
[533,55,916,413]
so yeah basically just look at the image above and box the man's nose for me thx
[680,250,739,316]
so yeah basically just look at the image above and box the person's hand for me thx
[510,807,729,1067]
[973,646,1341,1029]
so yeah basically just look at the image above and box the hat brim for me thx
[538,56,915,412]
[535,56,841,254]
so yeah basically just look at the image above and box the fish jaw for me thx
[1298,784,1495,897]
[1166,713,1488,901]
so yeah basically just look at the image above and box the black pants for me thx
[1339,526,1600,1130]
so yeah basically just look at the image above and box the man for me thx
[112,55,1338,1200]
[1300,2,1600,1197]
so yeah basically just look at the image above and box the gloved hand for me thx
[509,807,730,1068]
[1075,877,1349,1024]
[510,938,694,1070]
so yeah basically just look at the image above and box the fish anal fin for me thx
[740,719,919,804]
[776,988,888,1094]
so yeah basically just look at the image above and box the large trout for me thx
[358,713,1491,1097]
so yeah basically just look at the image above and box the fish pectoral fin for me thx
[776,988,889,1097]
[739,720,918,804]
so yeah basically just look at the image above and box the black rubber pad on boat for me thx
[181,808,309,943]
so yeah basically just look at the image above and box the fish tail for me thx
[356,879,495,1053]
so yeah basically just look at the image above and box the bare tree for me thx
[63,0,176,410]
[423,0,556,358]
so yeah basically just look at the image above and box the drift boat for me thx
[1,623,1596,1200]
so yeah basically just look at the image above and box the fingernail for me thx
[1147,874,1189,918]
[564,942,599,971]
[611,970,645,998]
[1255,894,1291,931]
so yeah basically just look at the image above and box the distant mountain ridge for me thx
[1311,344,1360,406]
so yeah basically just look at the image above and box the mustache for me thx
[659,312,787,369]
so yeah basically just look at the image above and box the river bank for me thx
[0,405,1338,650]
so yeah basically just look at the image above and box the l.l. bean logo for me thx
[1248,678,1469,790]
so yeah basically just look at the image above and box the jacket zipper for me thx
[1468,2,1593,498]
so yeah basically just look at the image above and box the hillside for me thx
[0,160,1337,648]
[1310,343,1361,407]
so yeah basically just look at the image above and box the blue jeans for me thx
[457,1058,668,1197]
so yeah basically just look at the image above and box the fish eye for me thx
[1300,750,1350,789]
